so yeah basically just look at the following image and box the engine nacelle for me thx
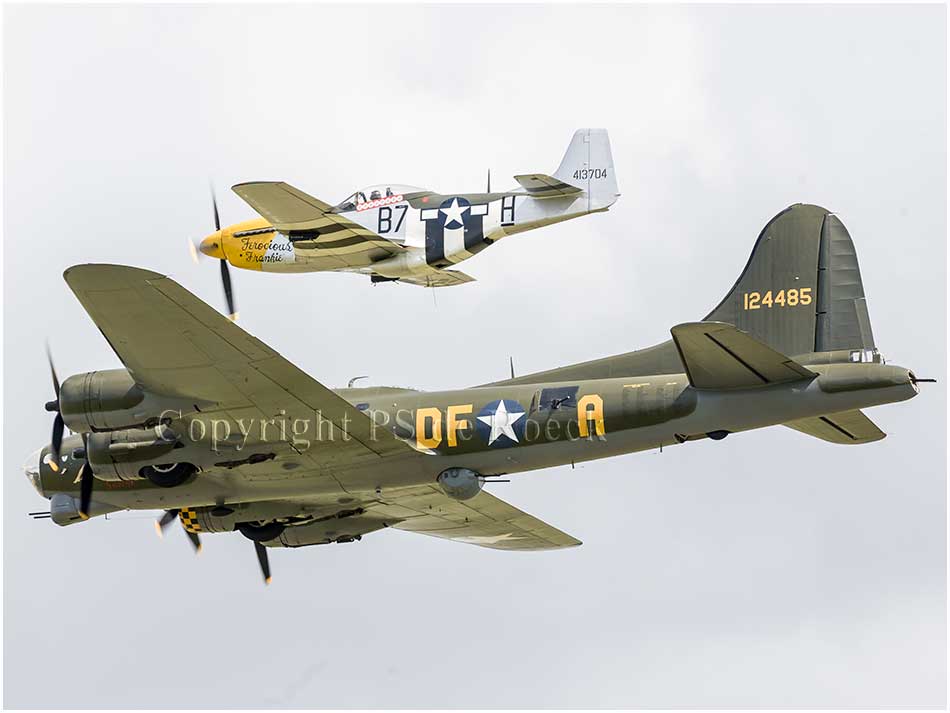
[437,467,483,501]
[271,515,388,547]
[59,369,189,432]
[86,425,180,481]
[177,502,354,534]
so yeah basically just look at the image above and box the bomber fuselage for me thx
[28,361,918,514]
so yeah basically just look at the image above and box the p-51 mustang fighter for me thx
[195,128,618,317]
[28,204,928,584]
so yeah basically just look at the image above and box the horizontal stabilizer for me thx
[784,409,886,444]
[513,173,583,197]
[671,322,817,389]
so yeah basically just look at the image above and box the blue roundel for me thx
[437,196,471,230]
[475,399,527,448]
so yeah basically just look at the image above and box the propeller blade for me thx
[78,463,94,520]
[220,259,237,321]
[45,344,61,399]
[185,529,202,554]
[211,187,221,232]
[254,541,272,585]
[46,345,64,471]
[77,434,95,519]
[188,238,200,265]
[49,413,64,472]
[155,509,180,538]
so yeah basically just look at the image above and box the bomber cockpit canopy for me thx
[334,184,423,212]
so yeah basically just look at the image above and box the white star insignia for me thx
[439,198,468,227]
[477,400,525,445]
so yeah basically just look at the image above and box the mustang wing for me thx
[232,181,404,261]
[395,269,476,288]
[63,264,414,465]
[367,485,581,550]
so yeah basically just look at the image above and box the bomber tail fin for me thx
[484,203,883,387]
[703,204,878,361]
[552,128,618,210]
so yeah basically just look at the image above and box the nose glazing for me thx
[23,448,44,496]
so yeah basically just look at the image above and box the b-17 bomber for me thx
[27,204,929,584]
[194,128,619,318]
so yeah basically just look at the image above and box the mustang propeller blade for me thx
[208,188,237,321]
[254,541,272,585]
[187,239,200,265]
[220,256,236,322]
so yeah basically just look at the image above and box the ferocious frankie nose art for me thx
[193,128,619,318]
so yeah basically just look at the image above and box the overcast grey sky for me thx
[3,3,946,708]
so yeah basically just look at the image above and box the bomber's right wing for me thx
[367,485,581,550]
[671,321,817,389]
[232,181,405,262]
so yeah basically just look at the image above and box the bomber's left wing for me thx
[232,181,405,262]
[367,485,581,550]
[63,264,416,467]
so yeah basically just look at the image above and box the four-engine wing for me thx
[63,264,414,465]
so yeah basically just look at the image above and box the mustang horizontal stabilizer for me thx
[784,409,886,445]
[512,173,583,197]
[369,485,581,550]
[63,264,415,463]
[232,181,403,256]
[671,321,817,390]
